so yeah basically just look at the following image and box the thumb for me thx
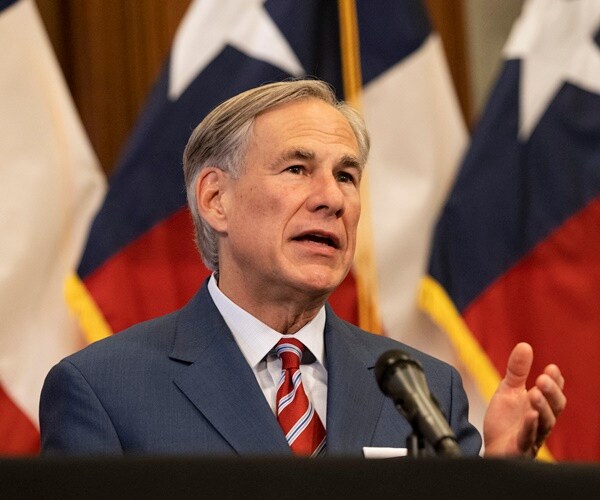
[503,342,533,389]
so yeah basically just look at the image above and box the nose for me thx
[306,172,345,217]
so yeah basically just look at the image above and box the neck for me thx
[216,275,328,334]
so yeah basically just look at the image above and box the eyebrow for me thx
[273,148,314,167]
[272,148,364,171]
[339,154,363,172]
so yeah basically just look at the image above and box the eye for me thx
[285,165,305,175]
[336,171,357,184]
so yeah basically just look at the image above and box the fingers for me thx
[525,369,567,455]
[503,342,533,389]
[529,386,555,444]
[535,368,567,422]
[487,343,567,459]
[516,408,540,456]
[544,364,565,391]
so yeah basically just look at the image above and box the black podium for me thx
[2,456,599,499]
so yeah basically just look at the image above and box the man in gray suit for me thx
[40,80,565,457]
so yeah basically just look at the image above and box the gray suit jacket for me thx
[40,281,481,455]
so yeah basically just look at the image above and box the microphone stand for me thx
[406,432,427,458]
[406,429,461,457]
[376,349,463,458]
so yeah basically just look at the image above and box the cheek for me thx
[233,188,288,235]
[346,199,361,233]
[248,188,283,222]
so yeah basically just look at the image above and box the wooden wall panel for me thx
[36,0,190,174]
[36,0,470,175]
[425,0,471,122]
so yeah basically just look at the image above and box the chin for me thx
[294,268,347,296]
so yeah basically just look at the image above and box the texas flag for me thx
[0,0,105,454]
[75,0,467,385]
[423,0,600,461]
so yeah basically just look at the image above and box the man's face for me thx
[217,98,362,303]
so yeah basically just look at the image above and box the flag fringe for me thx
[338,0,382,334]
[64,273,112,344]
[418,275,553,462]
[419,275,499,400]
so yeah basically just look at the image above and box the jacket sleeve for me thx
[39,360,123,455]
[447,365,483,455]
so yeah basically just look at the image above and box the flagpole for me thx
[337,0,382,335]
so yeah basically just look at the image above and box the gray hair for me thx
[183,79,370,272]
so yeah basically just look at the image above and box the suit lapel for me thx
[324,307,387,455]
[170,284,290,455]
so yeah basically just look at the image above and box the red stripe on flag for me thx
[85,207,360,333]
[329,269,359,326]
[464,197,600,461]
[84,208,210,333]
[0,384,40,455]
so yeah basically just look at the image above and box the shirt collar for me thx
[207,275,326,368]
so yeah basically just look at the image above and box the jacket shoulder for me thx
[63,310,180,369]
[329,312,456,375]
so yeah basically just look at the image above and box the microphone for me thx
[375,349,462,457]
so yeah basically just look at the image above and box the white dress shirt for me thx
[207,275,328,425]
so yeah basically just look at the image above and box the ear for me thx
[195,167,230,233]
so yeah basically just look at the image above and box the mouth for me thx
[292,231,340,249]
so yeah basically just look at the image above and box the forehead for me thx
[249,98,360,155]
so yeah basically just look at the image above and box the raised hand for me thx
[483,342,566,457]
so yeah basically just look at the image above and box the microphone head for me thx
[374,349,461,456]
[375,349,423,396]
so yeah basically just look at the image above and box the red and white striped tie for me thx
[275,338,326,456]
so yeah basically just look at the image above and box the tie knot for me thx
[275,338,305,370]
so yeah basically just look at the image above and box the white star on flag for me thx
[168,0,305,100]
[504,0,600,139]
